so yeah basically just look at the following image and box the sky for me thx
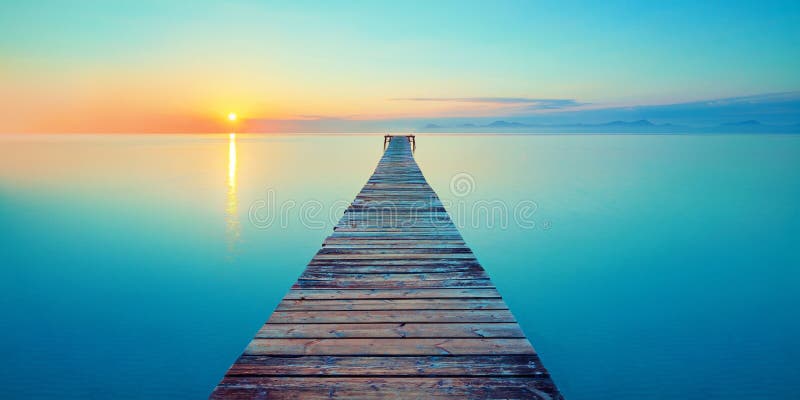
[1,0,799,133]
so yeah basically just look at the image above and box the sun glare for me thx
[228,112,237,121]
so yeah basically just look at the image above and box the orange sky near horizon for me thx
[0,61,534,133]
[2,57,533,133]
[2,2,797,133]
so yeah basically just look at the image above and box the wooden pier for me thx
[211,136,562,399]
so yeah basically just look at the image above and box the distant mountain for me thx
[721,120,761,126]
[422,123,443,129]
[600,119,654,126]
[486,120,529,128]
[418,119,800,133]
[420,119,673,132]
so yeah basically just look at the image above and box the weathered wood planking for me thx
[255,323,526,339]
[213,377,560,400]
[226,355,549,376]
[275,298,508,311]
[211,136,562,399]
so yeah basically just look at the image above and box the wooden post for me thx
[384,134,391,150]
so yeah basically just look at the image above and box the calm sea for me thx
[1,133,798,399]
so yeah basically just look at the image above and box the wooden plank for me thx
[292,278,495,289]
[226,355,549,376]
[327,232,465,239]
[267,309,516,324]
[331,228,461,233]
[316,248,474,255]
[283,288,502,300]
[310,253,476,260]
[306,259,480,266]
[276,298,508,311]
[244,338,535,356]
[321,244,468,250]
[211,377,559,400]
[322,238,465,244]
[304,264,484,274]
[256,323,525,338]
[298,271,488,281]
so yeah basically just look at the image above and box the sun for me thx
[227,112,237,122]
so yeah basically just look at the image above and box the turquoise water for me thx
[1,134,799,399]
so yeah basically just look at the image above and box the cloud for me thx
[696,91,800,106]
[242,92,800,133]
[585,91,800,125]
[392,97,584,110]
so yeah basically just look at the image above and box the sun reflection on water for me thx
[226,133,240,258]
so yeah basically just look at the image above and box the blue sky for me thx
[1,0,799,132]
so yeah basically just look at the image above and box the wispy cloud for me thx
[241,92,800,133]
[392,97,584,110]
[594,91,800,125]
[697,91,800,106]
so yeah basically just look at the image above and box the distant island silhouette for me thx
[418,119,800,133]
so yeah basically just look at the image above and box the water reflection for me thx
[226,133,240,257]
[2,134,799,399]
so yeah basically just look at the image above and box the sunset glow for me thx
[0,2,797,133]
[2,1,800,398]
